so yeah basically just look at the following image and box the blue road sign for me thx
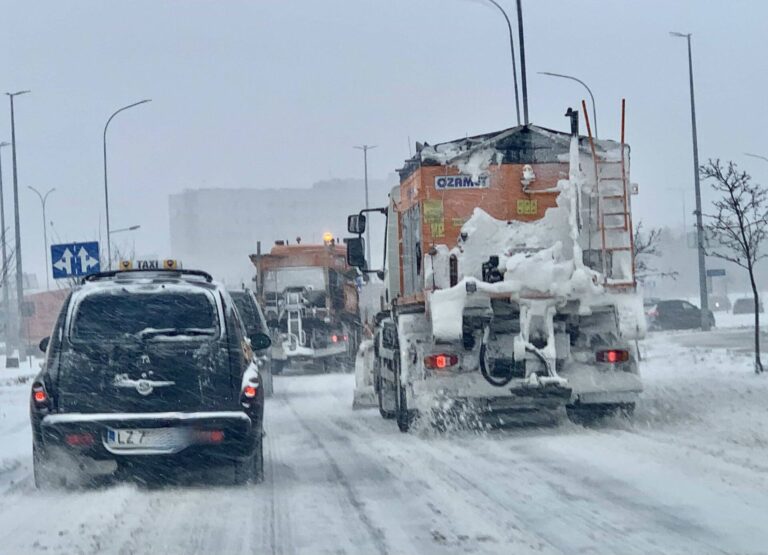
[706,268,726,278]
[51,241,101,279]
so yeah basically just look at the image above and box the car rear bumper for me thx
[40,411,259,461]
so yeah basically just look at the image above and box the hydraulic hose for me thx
[479,339,552,388]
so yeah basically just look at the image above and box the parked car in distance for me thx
[708,295,732,312]
[31,268,270,489]
[229,288,274,395]
[646,299,715,331]
[733,297,764,314]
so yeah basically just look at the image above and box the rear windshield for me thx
[230,292,264,332]
[71,290,218,341]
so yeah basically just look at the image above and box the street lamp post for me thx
[103,99,151,270]
[483,0,521,125]
[6,90,30,358]
[670,32,709,331]
[0,141,10,355]
[354,145,376,265]
[27,187,55,290]
[538,72,598,138]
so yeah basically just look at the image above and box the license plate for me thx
[105,427,187,451]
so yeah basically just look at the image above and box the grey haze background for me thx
[1,0,767,289]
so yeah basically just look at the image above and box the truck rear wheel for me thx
[394,353,417,432]
[377,375,396,420]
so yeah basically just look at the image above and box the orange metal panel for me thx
[400,162,564,251]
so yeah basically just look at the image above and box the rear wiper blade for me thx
[137,328,215,338]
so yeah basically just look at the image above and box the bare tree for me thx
[633,221,663,277]
[633,222,677,282]
[701,159,768,374]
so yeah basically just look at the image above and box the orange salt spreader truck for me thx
[250,237,361,373]
[346,103,646,432]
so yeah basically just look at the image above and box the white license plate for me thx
[105,427,187,451]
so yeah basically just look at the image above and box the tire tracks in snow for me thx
[276,389,390,555]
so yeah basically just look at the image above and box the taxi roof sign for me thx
[119,260,133,270]
[163,259,179,269]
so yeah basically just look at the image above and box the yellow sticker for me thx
[423,199,444,223]
[517,199,538,216]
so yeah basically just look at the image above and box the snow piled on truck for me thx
[431,135,611,342]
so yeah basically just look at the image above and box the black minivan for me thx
[30,269,270,488]
[229,288,274,394]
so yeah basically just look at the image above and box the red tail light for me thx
[243,385,258,398]
[596,349,630,363]
[196,430,225,443]
[331,334,339,343]
[65,433,94,447]
[424,354,459,369]
[32,384,49,406]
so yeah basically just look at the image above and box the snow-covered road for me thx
[1,336,767,555]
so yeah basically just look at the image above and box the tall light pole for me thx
[6,90,30,356]
[671,32,709,330]
[0,141,10,355]
[27,187,55,290]
[515,0,529,125]
[354,145,376,264]
[538,72,598,138]
[103,99,151,270]
[483,0,521,125]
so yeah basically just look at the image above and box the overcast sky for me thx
[2,0,767,284]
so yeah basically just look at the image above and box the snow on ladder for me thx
[582,99,636,288]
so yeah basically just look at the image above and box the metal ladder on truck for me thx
[583,98,636,287]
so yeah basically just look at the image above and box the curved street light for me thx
[27,186,55,290]
[538,72,598,138]
[103,99,151,270]
[483,0,521,125]
[745,153,768,164]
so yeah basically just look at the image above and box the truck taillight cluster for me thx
[596,349,630,363]
[424,354,459,370]
[331,334,348,343]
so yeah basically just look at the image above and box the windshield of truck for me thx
[263,267,326,293]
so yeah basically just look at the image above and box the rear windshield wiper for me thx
[137,328,215,339]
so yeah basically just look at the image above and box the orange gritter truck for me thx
[346,103,645,431]
[249,240,361,373]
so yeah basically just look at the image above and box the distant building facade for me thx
[169,177,391,285]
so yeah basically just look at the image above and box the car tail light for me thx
[196,430,225,443]
[32,383,50,407]
[596,349,630,363]
[424,354,459,370]
[243,385,258,398]
[331,334,339,343]
[65,433,94,447]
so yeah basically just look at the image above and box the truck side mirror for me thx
[346,237,366,268]
[347,214,366,235]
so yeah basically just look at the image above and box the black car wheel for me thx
[33,442,65,490]
[234,437,263,485]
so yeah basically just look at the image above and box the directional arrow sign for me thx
[51,241,101,279]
